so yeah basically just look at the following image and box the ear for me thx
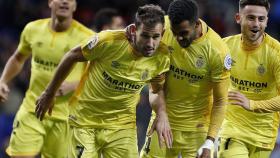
[235,13,241,24]
[195,20,200,28]
[73,1,77,12]
[130,24,136,35]
[48,0,53,8]
[125,24,136,42]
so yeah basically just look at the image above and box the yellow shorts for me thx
[218,138,272,158]
[140,132,166,158]
[141,129,208,158]
[6,107,69,158]
[69,126,138,158]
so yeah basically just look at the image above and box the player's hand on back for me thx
[0,82,10,102]
[228,91,251,111]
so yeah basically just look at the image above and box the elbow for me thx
[65,46,85,62]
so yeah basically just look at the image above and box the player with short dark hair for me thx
[0,0,94,157]
[219,0,280,157]
[35,4,172,158]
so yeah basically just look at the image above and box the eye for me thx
[259,16,266,22]
[141,34,150,39]
[247,15,255,21]
[152,35,160,39]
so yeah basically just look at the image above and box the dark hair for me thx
[168,0,198,25]
[239,0,270,11]
[94,8,120,32]
[135,4,165,28]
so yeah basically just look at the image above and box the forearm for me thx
[208,96,227,138]
[45,46,85,97]
[208,81,228,138]
[0,53,27,83]
[250,96,280,113]
[149,89,166,114]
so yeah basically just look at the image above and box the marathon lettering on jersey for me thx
[102,71,144,92]
[170,64,204,82]
[34,56,59,71]
[230,75,268,93]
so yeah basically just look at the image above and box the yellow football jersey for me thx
[69,30,170,129]
[221,34,280,149]
[162,16,230,136]
[18,18,94,120]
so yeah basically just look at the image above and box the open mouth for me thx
[250,29,259,34]
[59,6,69,11]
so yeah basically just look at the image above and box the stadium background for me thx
[0,0,279,157]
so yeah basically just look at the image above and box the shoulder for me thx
[222,34,241,47]
[158,41,171,56]
[205,28,227,50]
[72,20,95,36]
[97,30,127,43]
[24,18,49,31]
[265,34,280,52]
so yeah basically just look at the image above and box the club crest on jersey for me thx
[257,64,265,76]
[111,61,120,69]
[224,54,232,70]
[168,46,174,53]
[195,56,205,68]
[36,42,43,47]
[87,35,98,50]
[141,69,149,80]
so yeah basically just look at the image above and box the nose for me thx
[146,38,153,47]
[61,0,69,4]
[252,18,260,26]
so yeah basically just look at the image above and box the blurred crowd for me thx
[0,0,280,157]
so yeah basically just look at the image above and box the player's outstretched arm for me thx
[148,75,173,149]
[229,90,280,113]
[35,46,86,120]
[0,50,30,102]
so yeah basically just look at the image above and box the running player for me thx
[0,0,93,157]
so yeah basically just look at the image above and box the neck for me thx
[241,34,264,50]
[50,16,72,32]
[130,41,143,57]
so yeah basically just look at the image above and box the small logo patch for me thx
[257,64,265,76]
[87,35,99,50]
[224,54,232,70]
[195,56,205,68]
